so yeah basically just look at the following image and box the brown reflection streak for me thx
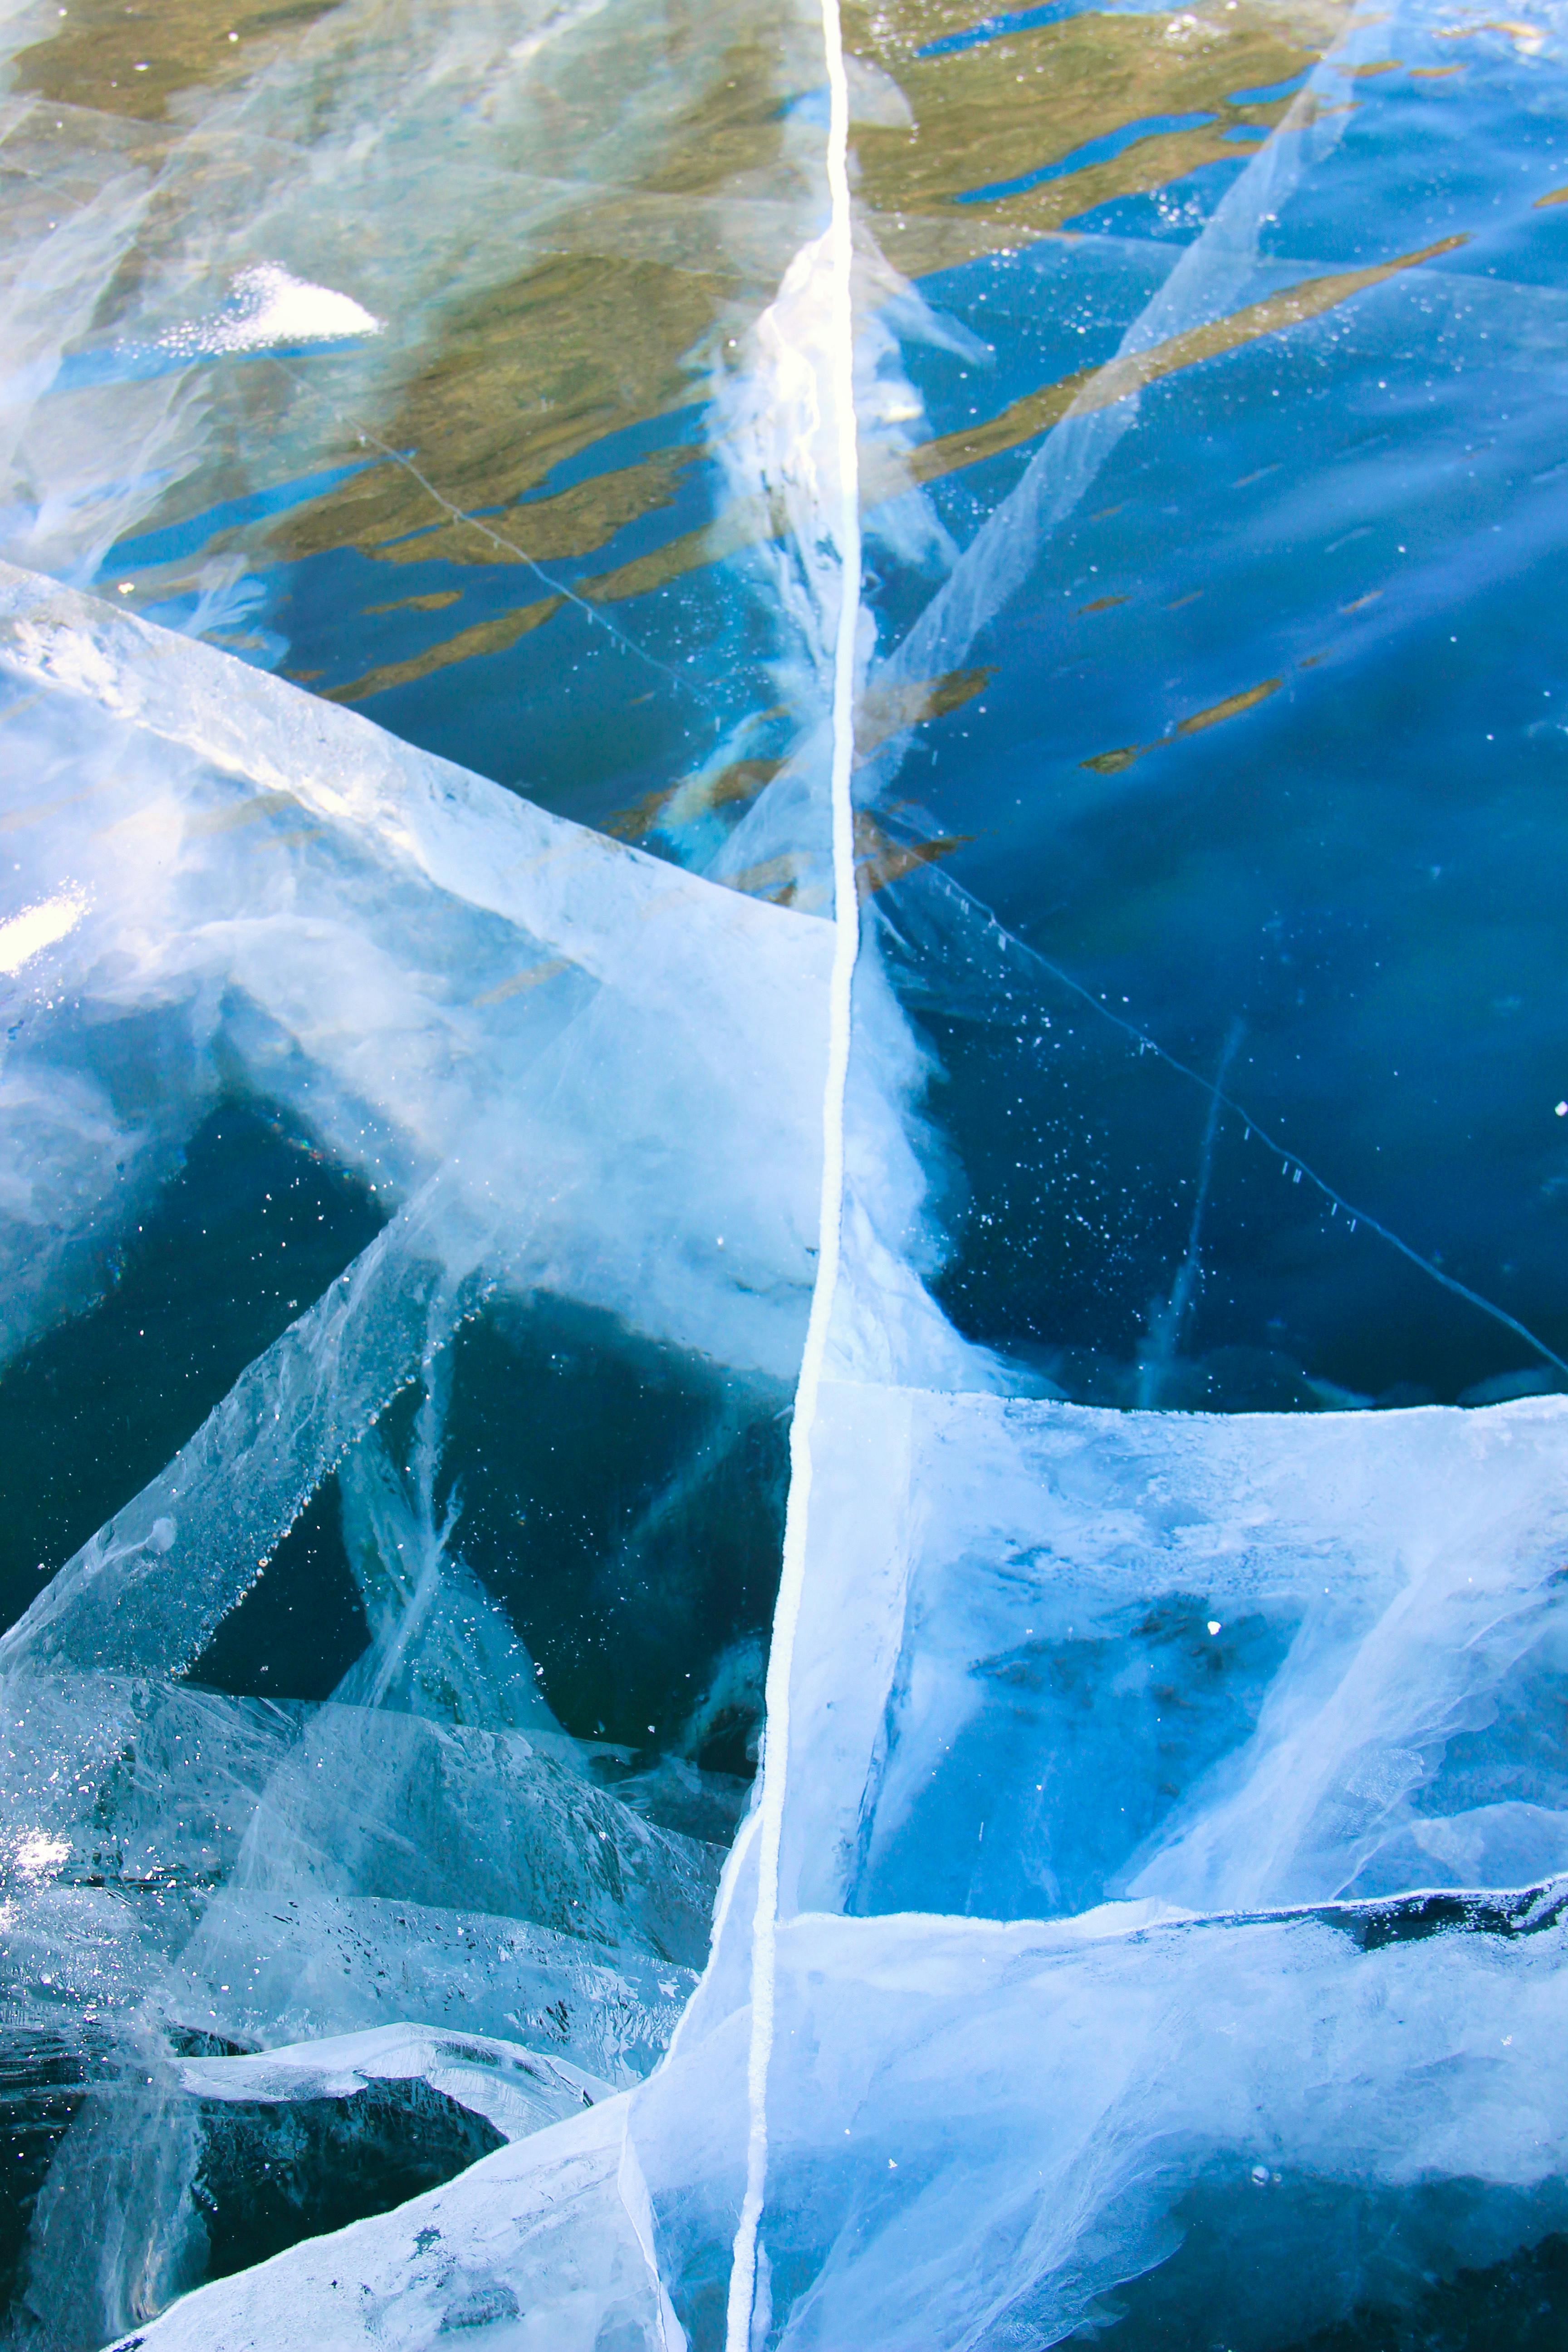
[719,819,971,911]
[581,235,1462,610]
[602,787,680,843]
[605,676,989,850]
[602,670,990,862]
[249,36,796,573]
[472,959,572,1008]
[135,1,1361,598]
[1174,676,1281,734]
[718,853,809,908]
[854,668,992,759]
[1080,675,1283,772]
[261,268,721,574]
[10,0,344,122]
[841,0,1340,278]
[690,758,785,814]
[901,235,1465,487]
[363,591,463,616]
[182,790,299,839]
[854,812,972,902]
[323,595,564,704]
[105,31,795,588]
[603,756,785,842]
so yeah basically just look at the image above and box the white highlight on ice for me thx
[0,887,84,975]
[161,264,382,358]
[724,0,862,2338]
[12,1828,70,1881]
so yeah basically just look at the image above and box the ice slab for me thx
[176,1892,695,2088]
[0,1675,708,2070]
[0,0,824,599]
[226,1705,721,1967]
[119,1886,1568,2352]
[12,9,1568,2339]
[0,558,836,1684]
[771,1382,1568,1923]
[176,2022,607,2146]
[106,2094,678,2352]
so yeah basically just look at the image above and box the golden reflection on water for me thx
[10,0,346,123]
[900,231,1464,483]
[577,226,1463,652]
[8,0,1426,852]
[845,0,1345,274]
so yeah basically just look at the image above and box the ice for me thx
[771,1382,1568,1924]
[174,2022,607,2142]
[0,509,836,2333]
[12,2019,601,2346]
[175,1893,696,2082]
[330,1350,563,1735]
[223,1707,721,1965]
[0,0,823,586]
[102,2096,681,2352]
[114,1886,1568,2351]
[0,1661,709,2342]
[6,0,1568,2342]
[0,554,833,1683]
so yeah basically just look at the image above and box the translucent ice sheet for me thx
[2,0,1567,2343]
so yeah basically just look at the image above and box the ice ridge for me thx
[726,0,866,2340]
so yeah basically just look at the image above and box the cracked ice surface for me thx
[1,0,1568,2341]
[0,555,833,2339]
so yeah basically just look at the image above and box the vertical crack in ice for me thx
[724,0,862,2340]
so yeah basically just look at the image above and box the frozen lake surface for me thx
[0,0,1567,2343]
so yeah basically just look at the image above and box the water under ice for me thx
[1,0,1568,2342]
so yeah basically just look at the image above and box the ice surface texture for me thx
[3,0,1568,2342]
[0,553,821,2341]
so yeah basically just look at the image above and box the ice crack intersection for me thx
[725,0,863,2342]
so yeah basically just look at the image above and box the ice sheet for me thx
[772,1382,1568,1922]
[10,0,1568,2341]
[117,1888,1568,2351]
[0,524,844,2334]
[104,2096,676,2352]
[0,555,834,1687]
[175,2021,607,2143]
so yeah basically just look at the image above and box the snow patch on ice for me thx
[160,265,382,358]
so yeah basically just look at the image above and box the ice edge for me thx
[725,0,865,2339]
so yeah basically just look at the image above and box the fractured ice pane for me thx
[10,0,1568,2343]
[777,1382,1568,1923]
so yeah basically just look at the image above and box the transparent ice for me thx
[0,0,1563,2343]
